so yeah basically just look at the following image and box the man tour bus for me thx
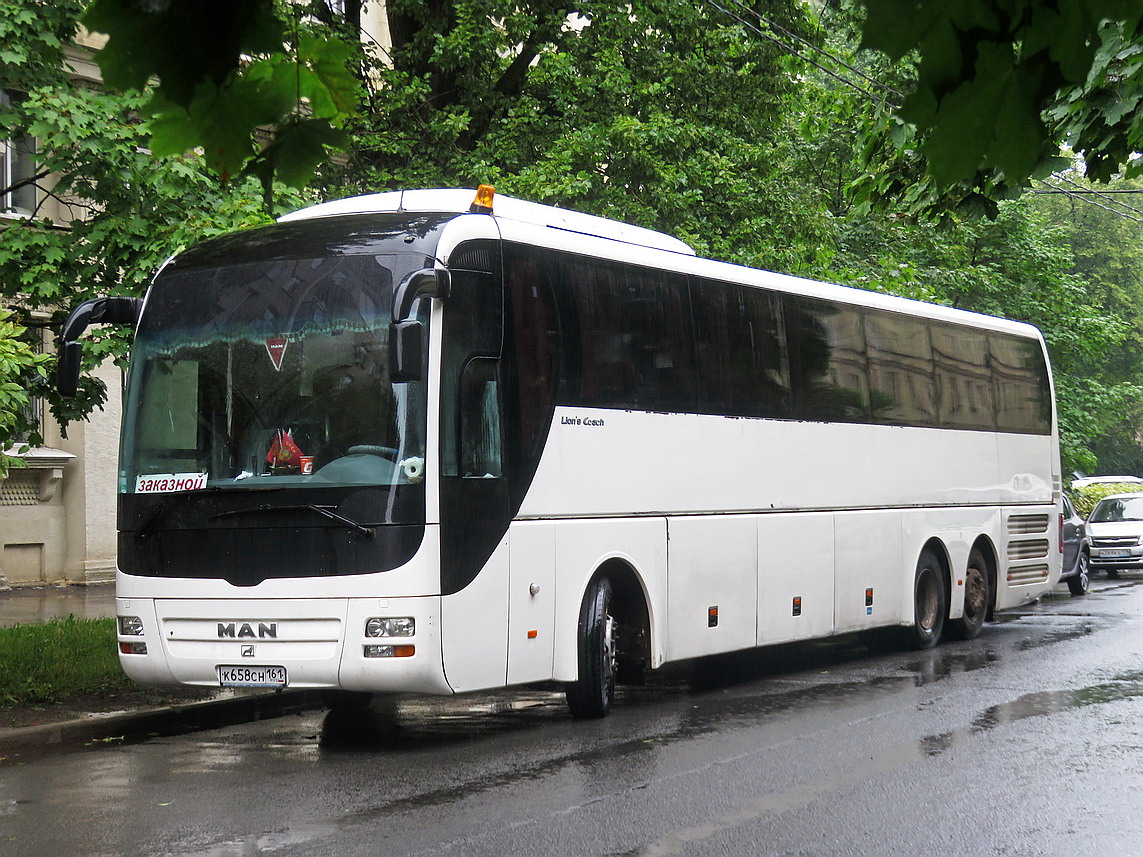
[59,187,1061,718]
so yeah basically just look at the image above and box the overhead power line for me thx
[1034,180,1143,224]
[701,0,898,108]
[727,0,902,100]
[1052,174,1143,218]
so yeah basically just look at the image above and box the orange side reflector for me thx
[527,629,538,639]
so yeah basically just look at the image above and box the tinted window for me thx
[536,249,1049,435]
[786,296,870,421]
[565,257,695,411]
[441,242,503,476]
[932,323,993,430]
[692,279,789,416]
[865,312,936,425]
[991,333,1051,434]
[504,246,559,466]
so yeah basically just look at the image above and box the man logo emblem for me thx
[241,645,255,657]
[217,622,278,639]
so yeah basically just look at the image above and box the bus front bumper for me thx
[115,596,452,695]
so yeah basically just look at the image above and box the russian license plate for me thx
[218,665,287,687]
[1101,549,1130,558]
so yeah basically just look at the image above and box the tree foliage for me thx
[859,0,1143,196]
[317,0,829,272]
[83,0,358,202]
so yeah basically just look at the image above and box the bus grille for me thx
[1008,514,1050,535]
[1007,563,1050,584]
[1007,539,1050,561]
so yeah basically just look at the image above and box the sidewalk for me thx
[0,583,323,757]
[0,581,116,628]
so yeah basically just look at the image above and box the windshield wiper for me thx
[210,504,375,538]
[135,502,167,544]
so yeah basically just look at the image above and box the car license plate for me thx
[218,665,287,687]
[1101,549,1130,558]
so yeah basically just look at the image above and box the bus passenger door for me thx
[507,521,556,684]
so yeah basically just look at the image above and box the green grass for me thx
[0,616,134,707]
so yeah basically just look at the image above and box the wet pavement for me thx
[2,576,1141,856]
[0,582,116,627]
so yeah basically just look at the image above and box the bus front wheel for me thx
[566,576,617,719]
[907,549,947,650]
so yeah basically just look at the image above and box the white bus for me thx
[60,187,1061,718]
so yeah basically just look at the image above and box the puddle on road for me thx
[920,670,1143,757]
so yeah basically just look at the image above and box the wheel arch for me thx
[921,536,953,617]
[588,557,653,683]
[970,535,1000,621]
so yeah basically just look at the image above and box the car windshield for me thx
[1090,496,1143,523]
[120,255,428,493]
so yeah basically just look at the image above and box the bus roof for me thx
[279,189,697,257]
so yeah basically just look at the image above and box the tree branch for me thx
[0,168,51,200]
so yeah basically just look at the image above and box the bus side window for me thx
[459,356,503,478]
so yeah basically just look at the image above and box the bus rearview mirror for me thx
[391,321,423,382]
[57,296,143,397]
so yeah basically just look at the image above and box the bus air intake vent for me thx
[1007,539,1050,561]
[1007,563,1050,584]
[1008,514,1050,535]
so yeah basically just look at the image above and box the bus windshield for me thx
[121,254,428,494]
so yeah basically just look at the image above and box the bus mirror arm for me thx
[392,268,450,325]
[57,296,143,397]
[390,268,448,383]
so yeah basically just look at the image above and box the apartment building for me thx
[0,28,121,589]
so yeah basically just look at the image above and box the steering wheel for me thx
[347,444,399,460]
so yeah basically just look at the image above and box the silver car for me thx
[1060,494,1091,595]
[1087,492,1143,578]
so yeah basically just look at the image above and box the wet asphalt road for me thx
[3,577,1143,857]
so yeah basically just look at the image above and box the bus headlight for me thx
[365,617,414,637]
[118,616,145,636]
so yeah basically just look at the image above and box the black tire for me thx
[321,689,373,713]
[1067,552,1091,596]
[950,548,990,640]
[906,549,947,650]
[1107,568,1120,579]
[565,576,617,719]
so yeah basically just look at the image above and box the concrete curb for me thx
[0,689,326,757]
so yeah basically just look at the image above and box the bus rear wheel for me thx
[566,576,617,719]
[950,548,990,640]
[907,549,947,649]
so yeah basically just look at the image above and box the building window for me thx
[1,91,37,216]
